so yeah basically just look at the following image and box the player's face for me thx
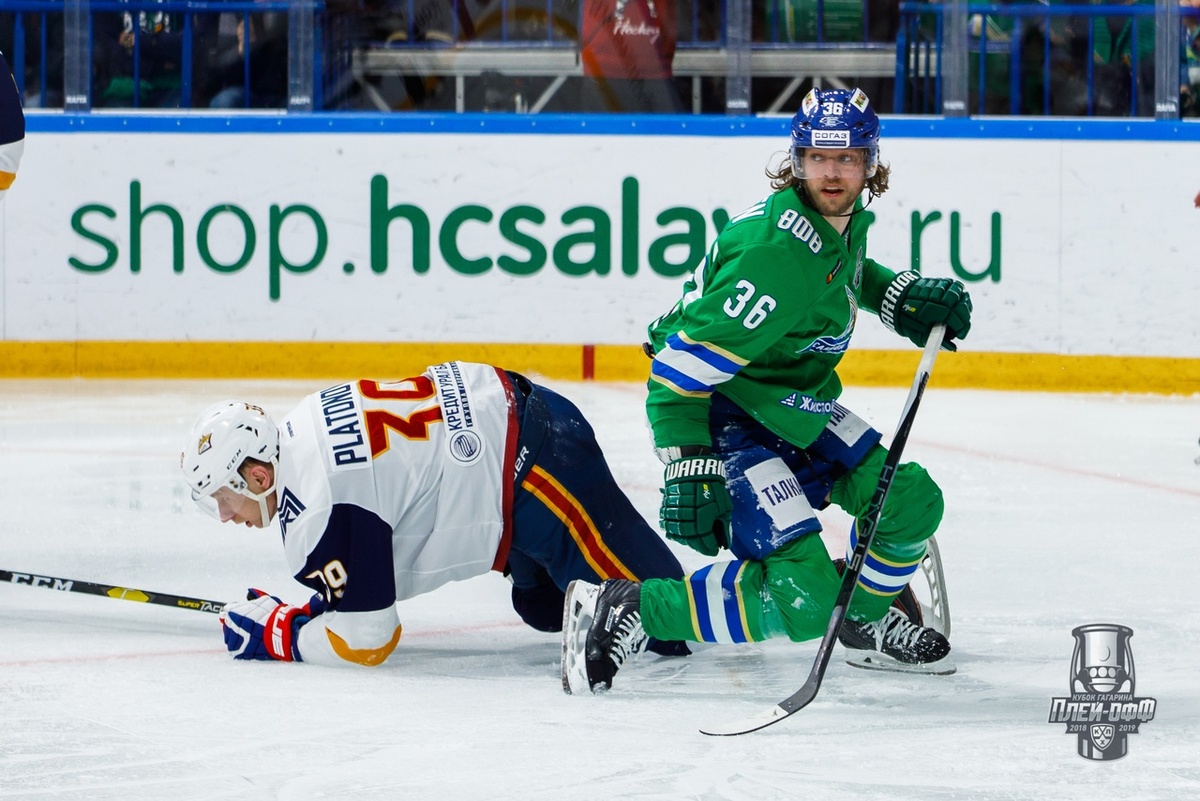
[799,149,868,217]
[211,486,265,528]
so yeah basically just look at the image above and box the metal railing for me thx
[1,0,912,113]
[2,0,326,110]
[897,1,1186,119]
[346,0,907,113]
[2,0,1191,117]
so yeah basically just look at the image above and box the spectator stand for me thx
[896,2,1175,118]
[347,0,918,114]
[0,0,329,110]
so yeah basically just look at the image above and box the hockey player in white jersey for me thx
[1,48,24,201]
[181,362,689,667]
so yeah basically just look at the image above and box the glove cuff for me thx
[655,444,711,464]
[664,455,727,482]
[880,270,919,333]
[264,604,306,662]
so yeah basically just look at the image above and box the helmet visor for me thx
[191,479,252,522]
[792,146,878,180]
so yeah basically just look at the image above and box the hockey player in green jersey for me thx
[563,87,973,694]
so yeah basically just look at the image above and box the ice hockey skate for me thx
[839,606,955,675]
[561,579,648,694]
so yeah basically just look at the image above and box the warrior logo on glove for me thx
[660,455,733,557]
[881,272,973,351]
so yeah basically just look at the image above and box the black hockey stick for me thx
[0,569,226,614]
[700,324,947,736]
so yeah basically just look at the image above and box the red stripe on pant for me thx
[522,465,637,581]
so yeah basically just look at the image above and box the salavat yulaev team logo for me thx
[1047,624,1156,760]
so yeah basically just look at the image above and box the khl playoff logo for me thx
[1047,624,1156,760]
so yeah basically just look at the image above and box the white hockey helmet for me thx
[180,400,280,524]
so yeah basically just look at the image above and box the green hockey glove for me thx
[881,272,973,351]
[660,455,732,557]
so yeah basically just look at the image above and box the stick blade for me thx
[699,678,819,736]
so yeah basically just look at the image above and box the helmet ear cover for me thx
[789,87,880,180]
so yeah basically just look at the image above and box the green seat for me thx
[770,0,864,43]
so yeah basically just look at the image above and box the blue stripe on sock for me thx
[719,562,748,643]
[858,572,905,595]
[689,564,715,642]
[864,554,920,577]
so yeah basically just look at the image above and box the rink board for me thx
[2,115,1199,390]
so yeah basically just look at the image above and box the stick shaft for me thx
[798,324,947,698]
[0,569,226,614]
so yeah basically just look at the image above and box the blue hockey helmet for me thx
[790,87,880,179]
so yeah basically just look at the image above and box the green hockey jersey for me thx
[646,186,898,450]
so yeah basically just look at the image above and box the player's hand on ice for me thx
[883,272,972,351]
[219,588,318,662]
[660,453,732,557]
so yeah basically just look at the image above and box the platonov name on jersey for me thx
[320,383,369,469]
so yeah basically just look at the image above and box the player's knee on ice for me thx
[760,536,841,642]
[511,581,567,632]
[831,445,944,550]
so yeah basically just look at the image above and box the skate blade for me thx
[916,536,951,639]
[844,651,957,676]
[561,580,599,695]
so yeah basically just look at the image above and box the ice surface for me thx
[1,377,1197,800]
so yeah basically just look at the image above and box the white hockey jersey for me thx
[280,362,518,667]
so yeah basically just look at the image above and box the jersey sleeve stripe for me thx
[670,331,748,370]
[649,360,714,397]
[650,333,747,396]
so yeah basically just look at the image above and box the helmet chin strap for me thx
[254,487,276,527]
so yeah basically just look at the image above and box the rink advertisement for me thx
[2,117,1199,377]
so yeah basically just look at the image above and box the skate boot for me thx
[561,579,648,694]
[839,606,955,675]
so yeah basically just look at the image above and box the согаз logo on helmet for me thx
[812,130,850,148]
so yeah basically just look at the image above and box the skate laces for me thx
[608,611,647,667]
[877,608,924,650]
